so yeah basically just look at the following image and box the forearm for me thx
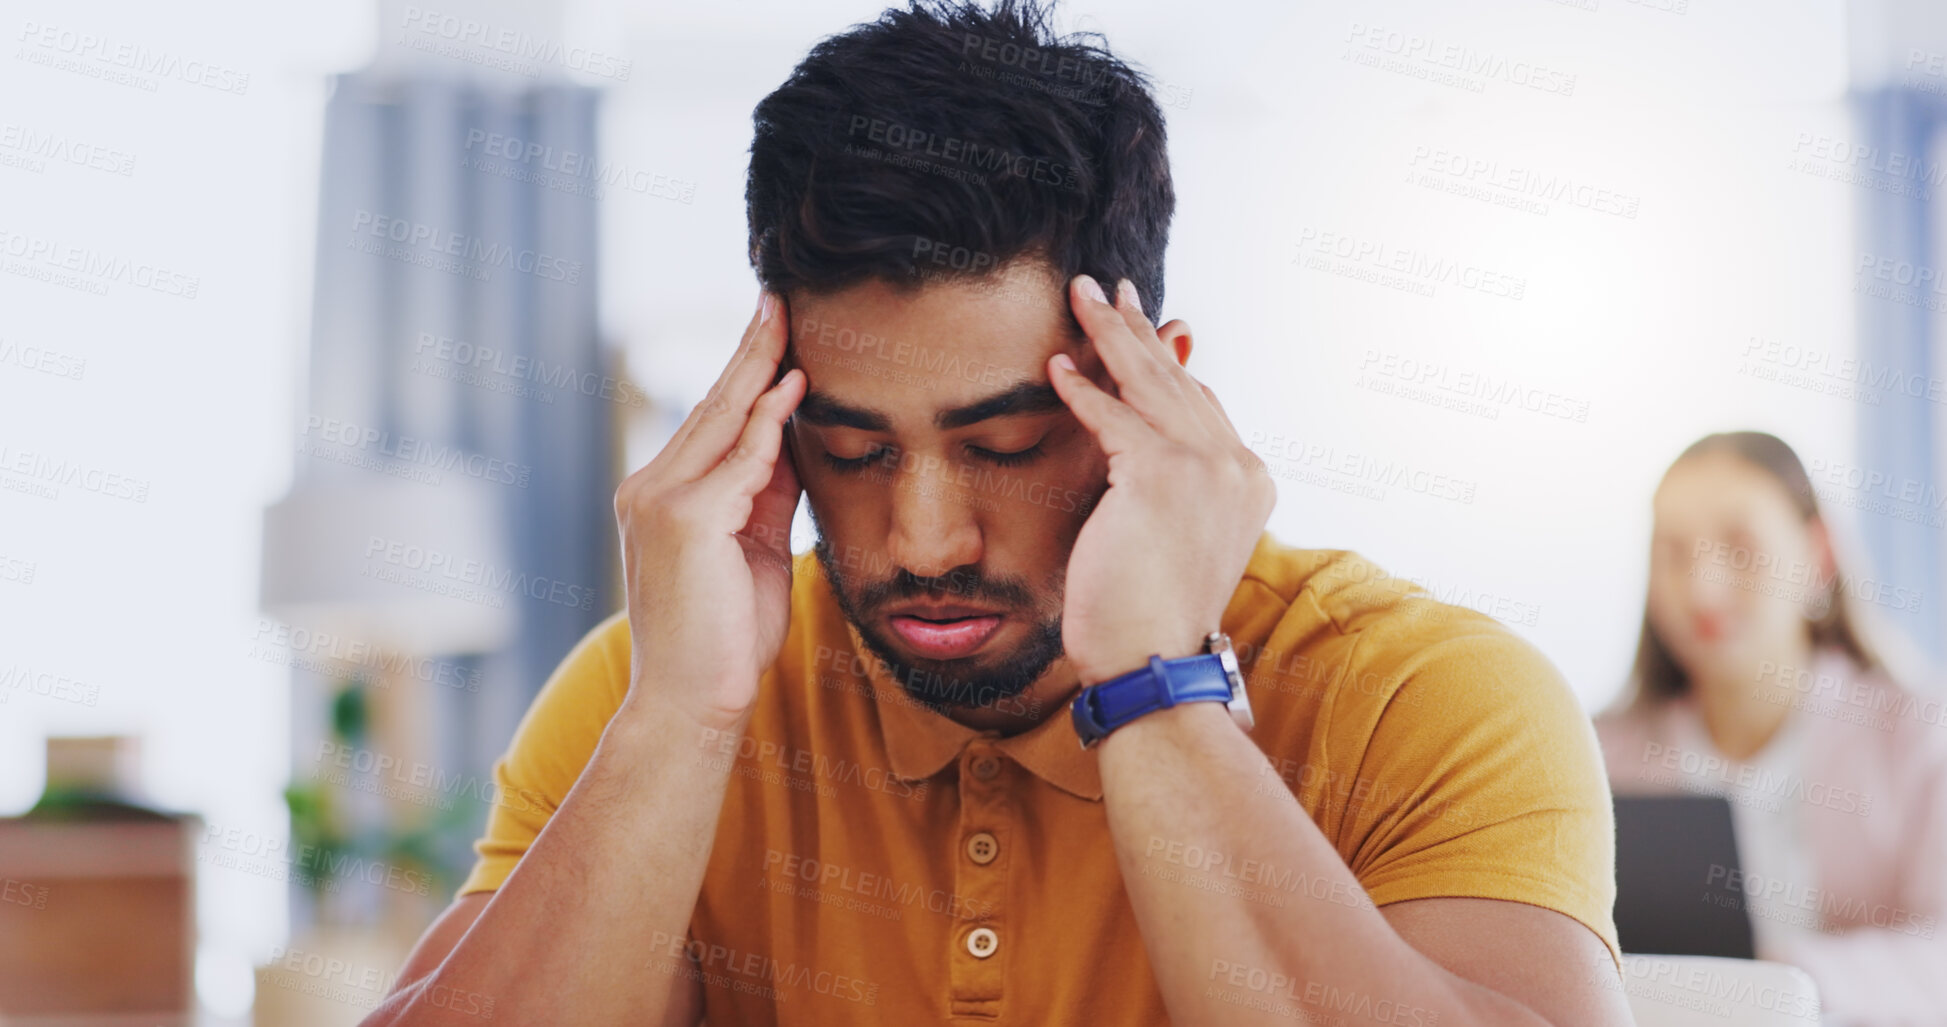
[1098,702,1549,1027]
[368,692,739,1026]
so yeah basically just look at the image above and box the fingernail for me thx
[1116,278,1143,315]
[1076,275,1107,305]
[759,292,775,324]
[1051,353,1076,373]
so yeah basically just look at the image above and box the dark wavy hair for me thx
[1621,431,1881,713]
[745,0,1174,318]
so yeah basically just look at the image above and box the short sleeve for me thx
[456,611,632,897]
[1328,628,1621,968]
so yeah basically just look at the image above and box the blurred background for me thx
[2,0,1944,1022]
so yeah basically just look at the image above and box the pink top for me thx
[1594,649,1947,1026]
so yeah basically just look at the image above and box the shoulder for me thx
[1232,533,1575,720]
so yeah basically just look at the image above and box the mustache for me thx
[855,565,1035,611]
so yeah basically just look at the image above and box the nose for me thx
[885,456,983,580]
[1682,551,1740,635]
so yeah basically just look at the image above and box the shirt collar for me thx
[842,618,1104,802]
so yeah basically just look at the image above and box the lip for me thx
[884,604,1004,660]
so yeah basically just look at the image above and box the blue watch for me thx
[1070,631,1255,749]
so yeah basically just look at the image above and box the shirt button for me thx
[965,831,999,865]
[966,926,999,959]
[971,755,1000,780]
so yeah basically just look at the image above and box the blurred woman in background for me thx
[1595,431,1947,1024]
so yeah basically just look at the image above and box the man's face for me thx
[786,262,1108,712]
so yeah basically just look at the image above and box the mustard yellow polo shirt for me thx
[459,531,1619,1023]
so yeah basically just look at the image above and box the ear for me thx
[1157,318,1194,367]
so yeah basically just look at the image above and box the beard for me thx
[811,519,1067,713]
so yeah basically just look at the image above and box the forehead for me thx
[1654,452,1795,530]
[787,263,1079,420]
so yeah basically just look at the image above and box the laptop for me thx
[1612,794,1755,958]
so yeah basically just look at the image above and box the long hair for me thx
[1621,431,1881,714]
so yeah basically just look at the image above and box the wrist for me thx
[1073,633,1206,687]
[618,684,752,740]
[1097,700,1233,757]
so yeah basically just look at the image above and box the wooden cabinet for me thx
[0,816,198,1027]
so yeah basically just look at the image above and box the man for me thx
[367,2,1630,1024]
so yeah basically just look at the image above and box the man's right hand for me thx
[614,288,806,732]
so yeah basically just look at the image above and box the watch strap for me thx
[1071,653,1234,748]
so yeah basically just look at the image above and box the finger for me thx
[1072,276,1213,442]
[670,292,792,478]
[1069,275,1180,408]
[696,367,805,516]
[743,428,802,562]
[1193,378,1239,437]
[1114,280,1232,442]
[1047,352,1149,458]
[662,289,773,452]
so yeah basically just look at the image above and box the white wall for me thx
[595,0,1861,708]
[0,0,1873,1015]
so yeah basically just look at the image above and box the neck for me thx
[1689,637,1813,761]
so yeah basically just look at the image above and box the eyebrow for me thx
[794,379,1065,433]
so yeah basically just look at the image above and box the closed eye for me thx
[968,442,1044,467]
[822,447,891,474]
